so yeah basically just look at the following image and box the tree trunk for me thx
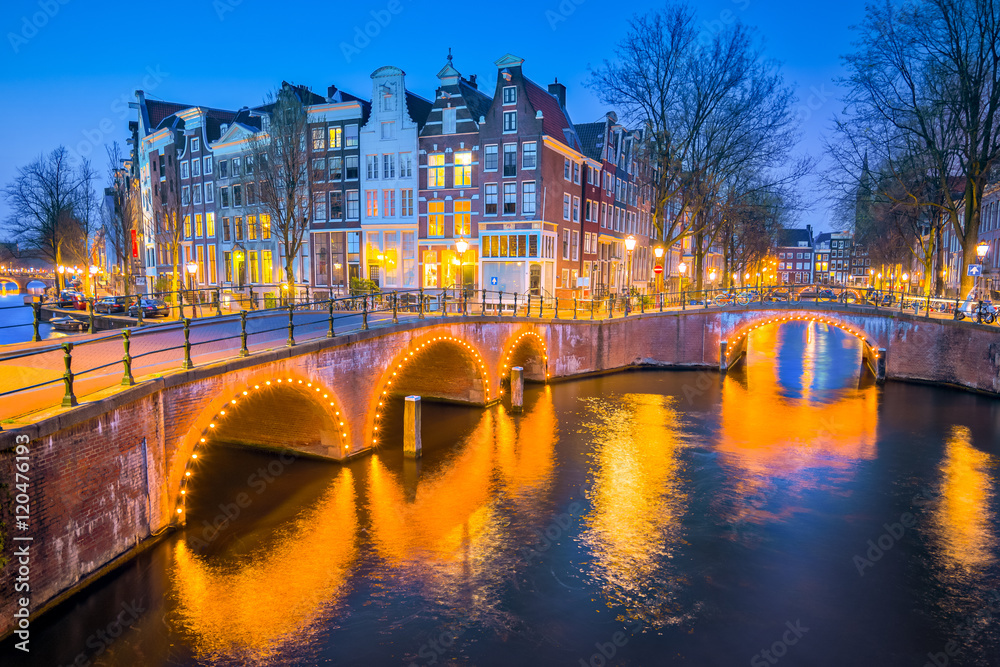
[934,222,945,296]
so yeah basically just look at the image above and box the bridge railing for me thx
[0,283,995,427]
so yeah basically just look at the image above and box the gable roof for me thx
[575,121,606,162]
[405,91,433,131]
[778,228,813,247]
[523,78,581,152]
[146,100,193,129]
[459,78,493,122]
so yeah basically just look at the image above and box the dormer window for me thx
[502,86,517,105]
[443,108,457,135]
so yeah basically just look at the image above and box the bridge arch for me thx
[725,312,876,350]
[498,329,549,394]
[369,334,493,449]
[173,370,351,522]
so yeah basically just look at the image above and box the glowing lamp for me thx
[653,246,664,259]
[977,241,989,259]
[186,261,198,276]
[455,238,469,255]
[624,235,637,252]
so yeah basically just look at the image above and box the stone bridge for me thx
[2,303,999,640]
[0,274,55,291]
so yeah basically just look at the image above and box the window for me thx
[232,158,241,177]
[347,190,360,219]
[345,125,359,148]
[330,192,343,219]
[564,159,571,180]
[233,185,242,207]
[399,153,413,178]
[193,184,202,205]
[572,196,580,222]
[207,212,216,237]
[330,156,343,181]
[181,186,190,205]
[428,201,444,236]
[249,251,259,284]
[503,183,517,215]
[523,182,536,216]
[261,213,271,240]
[195,213,204,237]
[455,200,471,236]
[315,192,327,220]
[563,194,571,221]
[383,189,395,217]
[381,122,395,140]
[366,190,379,217]
[247,214,257,240]
[572,230,580,261]
[454,152,472,187]
[503,86,517,104]
[183,215,191,238]
[401,189,414,216]
[503,111,517,132]
[522,142,537,170]
[443,107,457,134]
[562,229,570,259]
[366,155,379,180]
[345,156,359,180]
[601,203,607,228]
[428,154,445,188]
[485,184,498,215]
[203,156,213,174]
[192,137,200,153]
[329,126,342,150]
[192,158,201,177]
[209,247,217,283]
[222,217,231,242]
[234,216,244,241]
[573,163,580,184]
[181,161,189,179]
[312,127,325,151]
[383,154,395,179]
[313,158,326,182]
[484,145,498,171]
[503,144,517,177]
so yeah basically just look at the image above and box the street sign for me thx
[490,276,498,286]
[654,264,663,274]
[968,264,983,277]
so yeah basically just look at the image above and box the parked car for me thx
[128,298,170,318]
[94,296,127,314]
[56,290,87,310]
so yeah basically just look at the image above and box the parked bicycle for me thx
[713,290,752,306]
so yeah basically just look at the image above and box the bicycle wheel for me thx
[713,294,728,307]
[984,312,996,324]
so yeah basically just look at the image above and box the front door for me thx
[529,264,541,295]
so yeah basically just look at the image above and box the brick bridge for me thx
[2,304,999,640]
[0,274,55,291]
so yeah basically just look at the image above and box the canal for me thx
[3,321,999,666]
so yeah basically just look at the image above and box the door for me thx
[529,264,541,295]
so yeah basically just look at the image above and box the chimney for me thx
[327,84,338,100]
[467,74,477,89]
[549,79,566,108]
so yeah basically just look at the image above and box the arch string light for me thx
[372,334,492,447]
[731,315,878,358]
[500,330,550,394]
[175,376,348,520]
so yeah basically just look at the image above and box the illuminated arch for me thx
[173,371,350,522]
[725,313,880,358]
[369,334,493,448]
[498,329,549,395]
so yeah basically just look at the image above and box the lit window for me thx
[455,200,471,236]
[428,154,445,188]
[454,152,472,187]
[428,201,444,236]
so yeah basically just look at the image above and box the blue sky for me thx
[0,0,866,231]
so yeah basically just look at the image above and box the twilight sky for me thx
[0,0,867,232]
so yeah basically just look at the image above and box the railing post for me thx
[554,296,560,319]
[498,291,503,317]
[607,296,612,318]
[419,288,425,319]
[136,297,144,326]
[462,287,468,315]
[977,299,983,324]
[216,288,222,317]
[287,304,296,346]
[363,295,369,330]
[248,286,255,310]
[641,294,645,314]
[925,292,931,319]
[659,292,664,312]
[574,296,578,319]
[182,318,193,369]
[513,292,518,317]
[88,297,96,334]
[392,291,399,324]
[178,290,186,320]
[121,329,135,386]
[590,296,595,319]
[482,289,487,316]
[61,342,77,407]
[442,289,448,317]
[31,301,41,342]
[239,310,249,357]
[327,299,335,338]
[682,290,686,310]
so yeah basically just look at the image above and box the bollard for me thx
[121,329,135,386]
[239,310,249,357]
[31,301,41,342]
[392,292,399,324]
[182,318,193,369]
[719,340,728,373]
[136,297,144,326]
[88,298,96,334]
[510,366,524,414]
[287,305,295,346]
[363,295,369,329]
[404,395,422,458]
[328,299,335,338]
[61,342,78,407]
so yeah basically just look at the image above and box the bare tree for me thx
[245,84,312,294]
[841,0,1000,295]
[101,142,140,293]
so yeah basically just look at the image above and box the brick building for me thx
[776,226,815,285]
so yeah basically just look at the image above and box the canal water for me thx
[4,321,1000,666]
[0,293,54,345]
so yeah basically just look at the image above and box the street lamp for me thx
[89,265,99,297]
[455,237,469,293]
[653,246,664,294]
[975,240,989,300]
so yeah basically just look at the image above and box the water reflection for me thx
[579,393,689,626]
[171,470,358,663]
[933,426,997,572]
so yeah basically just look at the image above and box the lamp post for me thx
[89,265,99,297]
[624,235,636,293]
[679,262,688,293]
[653,245,664,295]
[455,237,469,295]
[186,261,198,317]
[976,240,989,301]
[57,265,65,292]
